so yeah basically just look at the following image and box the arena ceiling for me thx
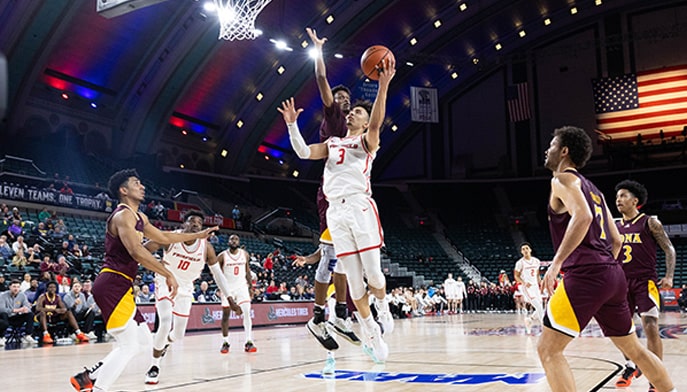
[0,0,673,181]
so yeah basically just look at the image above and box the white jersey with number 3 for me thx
[323,134,376,200]
[161,239,206,295]
[221,249,248,286]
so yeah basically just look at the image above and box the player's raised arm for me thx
[365,57,396,152]
[277,97,328,160]
[306,27,335,107]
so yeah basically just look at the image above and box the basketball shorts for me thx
[220,284,251,307]
[154,275,194,317]
[544,263,634,337]
[522,284,542,304]
[326,194,384,258]
[445,290,458,300]
[626,277,661,318]
[92,269,144,332]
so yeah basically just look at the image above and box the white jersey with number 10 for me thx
[162,239,206,294]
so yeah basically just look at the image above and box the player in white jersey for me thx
[278,57,395,364]
[444,273,459,314]
[513,242,544,324]
[143,211,237,385]
[217,234,257,353]
[454,276,467,313]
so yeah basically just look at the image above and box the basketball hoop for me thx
[213,0,272,41]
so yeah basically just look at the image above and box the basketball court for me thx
[3,312,686,391]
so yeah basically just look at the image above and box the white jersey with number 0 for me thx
[323,134,376,200]
[221,248,248,286]
[160,238,206,295]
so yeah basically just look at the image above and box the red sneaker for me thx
[70,369,93,392]
[42,333,54,344]
[220,342,230,354]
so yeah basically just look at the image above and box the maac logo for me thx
[304,370,546,385]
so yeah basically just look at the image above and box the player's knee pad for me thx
[315,244,336,284]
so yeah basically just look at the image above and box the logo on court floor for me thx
[303,370,546,385]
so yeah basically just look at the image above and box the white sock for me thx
[375,297,389,313]
[626,360,636,369]
[151,356,161,367]
[223,335,230,343]
[360,314,377,332]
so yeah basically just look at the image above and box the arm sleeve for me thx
[209,262,233,299]
[287,122,311,159]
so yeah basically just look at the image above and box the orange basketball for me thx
[360,45,395,81]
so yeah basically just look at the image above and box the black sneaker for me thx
[327,318,361,346]
[70,369,93,392]
[145,366,160,385]
[220,342,230,354]
[307,318,339,351]
[615,365,641,387]
[244,340,257,352]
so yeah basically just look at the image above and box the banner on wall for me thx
[137,301,314,331]
[166,209,236,229]
[660,288,682,310]
[410,86,439,123]
[0,183,114,212]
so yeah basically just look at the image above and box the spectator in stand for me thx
[35,271,54,300]
[38,207,50,223]
[0,274,7,292]
[50,226,65,240]
[19,273,32,292]
[136,284,154,304]
[0,235,12,259]
[66,234,76,249]
[263,252,274,272]
[55,270,72,294]
[54,219,67,234]
[11,207,22,222]
[12,235,28,255]
[0,279,37,346]
[4,219,24,241]
[81,244,91,259]
[55,255,70,275]
[32,222,50,239]
[498,270,511,287]
[11,247,27,268]
[0,204,10,220]
[71,243,83,258]
[208,232,219,246]
[63,281,97,340]
[60,181,74,195]
[40,255,59,274]
[194,281,213,303]
[232,205,241,220]
[47,210,58,228]
[265,280,278,300]
[25,279,39,304]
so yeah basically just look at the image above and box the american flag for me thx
[592,65,687,140]
[507,83,531,122]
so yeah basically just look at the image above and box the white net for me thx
[213,0,272,41]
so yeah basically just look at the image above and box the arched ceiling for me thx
[0,0,666,181]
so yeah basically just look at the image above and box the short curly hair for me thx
[108,169,140,200]
[331,85,351,98]
[183,210,204,222]
[553,126,592,168]
[615,180,648,206]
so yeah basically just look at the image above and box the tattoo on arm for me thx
[649,217,676,277]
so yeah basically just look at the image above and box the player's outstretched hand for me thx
[291,255,307,268]
[277,97,304,124]
[196,226,219,239]
[305,27,327,49]
[377,57,396,86]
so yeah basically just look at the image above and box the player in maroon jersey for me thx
[537,126,674,392]
[613,180,675,390]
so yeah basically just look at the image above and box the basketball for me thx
[360,45,395,81]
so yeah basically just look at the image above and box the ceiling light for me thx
[179,164,185,169]
[253,29,263,37]
[570,7,578,14]
[264,155,269,160]
[256,92,263,101]
[221,149,228,157]
[301,40,308,48]
[308,48,319,59]
[292,170,299,178]
[61,93,69,100]
[544,18,552,26]
[278,160,284,165]
[406,62,414,67]
[334,53,343,59]
[472,58,479,65]
[203,2,216,12]
[495,43,502,51]
[202,137,208,142]
[181,129,188,135]
[518,30,526,38]
[434,20,442,28]
[277,65,285,74]
[451,72,459,79]
[236,120,243,128]
[90,102,97,108]
[391,124,398,132]
[459,3,467,11]
[326,14,334,24]
[595,0,602,5]
[409,37,417,46]
[270,39,293,51]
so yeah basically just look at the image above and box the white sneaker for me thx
[0,337,5,346]
[361,322,388,364]
[22,335,37,344]
[322,355,336,376]
[375,300,394,335]
[86,331,98,340]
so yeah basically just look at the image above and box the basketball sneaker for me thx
[70,368,94,392]
[145,366,160,385]
[244,341,257,352]
[322,355,336,376]
[307,318,339,351]
[75,332,90,342]
[42,333,54,344]
[648,384,656,392]
[327,317,361,346]
[375,300,394,335]
[361,322,388,364]
[615,365,642,387]
[220,342,230,354]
